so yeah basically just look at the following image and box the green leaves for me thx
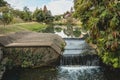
[33,7,53,23]
[22,61,33,68]
[100,9,111,19]
[110,15,119,29]
[112,58,119,68]
[0,0,7,7]
[108,34,114,40]
[22,6,32,21]
[74,0,120,68]
[2,11,13,24]
[88,17,99,28]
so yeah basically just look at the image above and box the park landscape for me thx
[0,0,120,80]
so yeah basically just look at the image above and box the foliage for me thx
[11,9,25,20]
[0,0,13,25]
[0,0,7,7]
[2,11,13,25]
[33,7,53,23]
[32,7,39,19]
[7,7,31,22]
[55,27,62,32]
[22,6,32,21]
[41,24,54,33]
[74,0,120,68]
[3,48,44,68]
[54,15,61,21]
[44,11,53,23]
[35,9,44,22]
[1,3,53,24]
[73,28,81,37]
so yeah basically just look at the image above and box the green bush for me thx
[74,0,120,68]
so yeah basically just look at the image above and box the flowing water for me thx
[2,26,120,80]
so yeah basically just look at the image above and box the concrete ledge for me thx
[0,32,65,68]
[0,32,65,55]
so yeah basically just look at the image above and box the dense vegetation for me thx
[3,48,44,68]
[0,0,53,25]
[0,0,7,7]
[0,0,79,26]
[74,0,120,68]
[33,6,53,23]
[0,0,13,26]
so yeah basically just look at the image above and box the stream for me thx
[2,25,120,80]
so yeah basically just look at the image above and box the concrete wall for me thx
[0,48,5,80]
[3,46,61,68]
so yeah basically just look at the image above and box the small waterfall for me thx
[58,38,104,80]
[60,54,100,66]
[60,39,100,66]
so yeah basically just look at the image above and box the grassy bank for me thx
[0,22,47,34]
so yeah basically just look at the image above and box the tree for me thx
[43,5,47,13]
[0,0,7,7]
[2,11,13,25]
[43,10,53,23]
[36,9,44,22]
[74,0,120,68]
[0,0,13,26]
[0,0,8,13]
[11,9,23,18]
[33,6,53,23]
[0,0,8,18]
[32,7,39,20]
[22,6,32,21]
[54,15,61,21]
[33,7,45,22]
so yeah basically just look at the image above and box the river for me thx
[2,25,120,80]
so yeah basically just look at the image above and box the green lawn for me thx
[0,22,47,34]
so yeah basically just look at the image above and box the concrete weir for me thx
[0,32,65,68]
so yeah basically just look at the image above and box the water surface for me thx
[2,25,120,80]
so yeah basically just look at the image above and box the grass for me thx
[0,22,47,34]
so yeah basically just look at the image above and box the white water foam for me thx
[55,30,69,38]
[60,66,100,72]
[57,66,101,80]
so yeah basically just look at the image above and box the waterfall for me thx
[60,39,100,66]
[57,38,104,80]
[60,54,100,66]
